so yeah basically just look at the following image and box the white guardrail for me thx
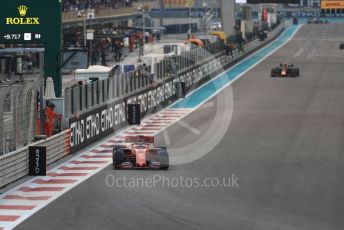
[0,19,292,189]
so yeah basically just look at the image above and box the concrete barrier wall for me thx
[0,130,71,188]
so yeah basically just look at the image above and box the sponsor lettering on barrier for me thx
[176,82,186,98]
[279,11,344,18]
[69,104,126,151]
[29,146,47,176]
[128,104,141,125]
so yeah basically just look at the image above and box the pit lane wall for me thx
[0,19,291,188]
[68,19,292,153]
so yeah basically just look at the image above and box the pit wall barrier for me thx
[0,130,71,188]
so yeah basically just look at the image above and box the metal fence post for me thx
[0,90,6,155]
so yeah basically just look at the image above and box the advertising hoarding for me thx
[321,0,344,9]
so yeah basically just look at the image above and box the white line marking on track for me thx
[293,48,304,57]
[200,101,214,110]
[163,131,171,146]
[177,121,201,135]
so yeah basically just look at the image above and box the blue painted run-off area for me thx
[172,25,300,109]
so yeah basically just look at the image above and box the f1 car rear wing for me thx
[125,136,154,143]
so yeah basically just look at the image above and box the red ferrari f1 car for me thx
[271,63,300,77]
[113,136,169,170]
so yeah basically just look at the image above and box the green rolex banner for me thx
[0,0,62,96]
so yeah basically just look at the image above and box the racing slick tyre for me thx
[271,69,277,77]
[113,147,125,169]
[158,148,169,170]
[291,68,299,77]
[340,44,344,49]
[295,68,300,76]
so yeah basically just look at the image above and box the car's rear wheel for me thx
[271,68,281,77]
[292,68,300,77]
[159,148,169,170]
[113,148,124,169]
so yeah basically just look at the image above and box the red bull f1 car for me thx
[113,136,169,170]
[307,17,328,24]
[271,63,300,77]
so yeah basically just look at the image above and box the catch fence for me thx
[0,81,43,155]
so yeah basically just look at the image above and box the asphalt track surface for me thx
[16,24,344,230]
